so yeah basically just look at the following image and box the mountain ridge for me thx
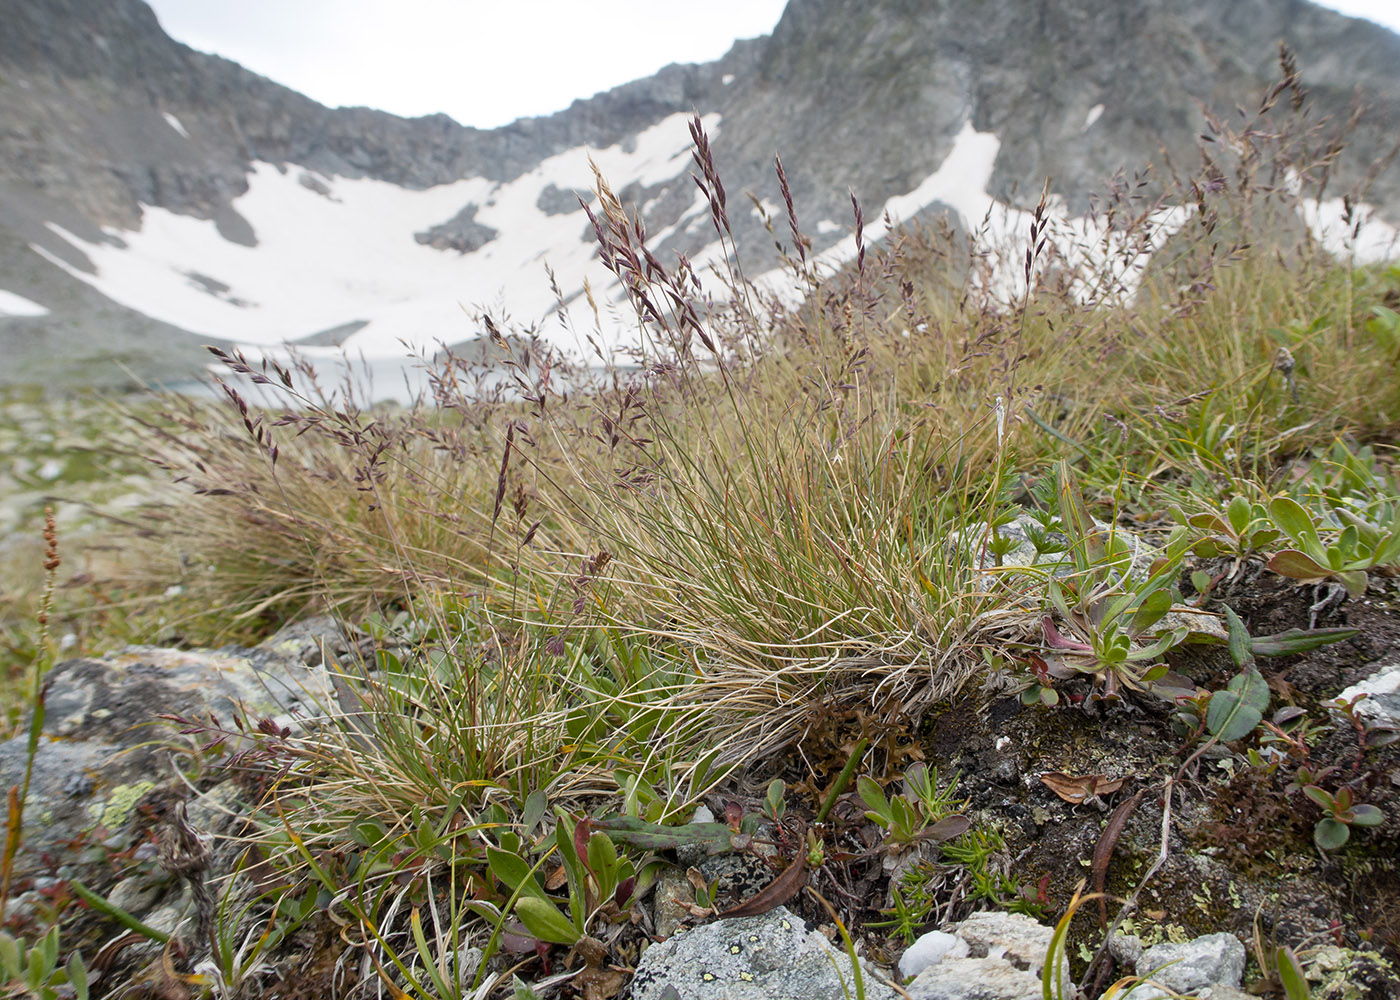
[1,0,1397,390]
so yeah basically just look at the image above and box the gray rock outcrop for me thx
[0,618,346,923]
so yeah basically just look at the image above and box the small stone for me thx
[1123,932,1246,999]
[954,911,1060,977]
[63,773,94,798]
[106,874,166,917]
[1337,661,1400,726]
[1109,933,1144,969]
[900,930,969,978]
[653,867,696,938]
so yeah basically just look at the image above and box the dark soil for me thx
[746,571,1400,998]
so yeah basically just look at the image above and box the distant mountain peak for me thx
[1,0,1396,390]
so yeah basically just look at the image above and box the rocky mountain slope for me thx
[1,0,1397,391]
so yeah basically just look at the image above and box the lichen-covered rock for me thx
[629,905,898,1000]
[0,620,338,894]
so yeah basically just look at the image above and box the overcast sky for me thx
[144,0,1400,130]
[144,1,790,128]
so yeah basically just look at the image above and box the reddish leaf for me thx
[1267,549,1329,580]
[1092,790,1144,926]
[1042,616,1092,651]
[717,852,807,918]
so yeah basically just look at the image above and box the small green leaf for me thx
[1130,626,1189,662]
[1139,662,1169,683]
[1250,627,1359,656]
[515,897,582,945]
[1336,569,1369,599]
[1338,524,1360,561]
[0,933,19,977]
[40,927,59,973]
[348,814,389,848]
[765,778,786,815]
[1129,589,1172,637]
[1314,817,1350,851]
[1227,496,1252,536]
[1350,804,1384,827]
[889,797,918,840]
[1268,549,1331,580]
[487,847,549,901]
[1270,497,1323,555]
[521,789,549,836]
[26,947,45,986]
[1275,946,1311,1000]
[1205,668,1269,741]
[857,776,892,823]
[1222,605,1251,669]
[1302,785,1334,810]
[67,952,89,1000]
[586,832,619,883]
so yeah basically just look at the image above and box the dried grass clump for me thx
[114,53,1399,776]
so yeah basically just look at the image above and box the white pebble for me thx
[899,929,970,978]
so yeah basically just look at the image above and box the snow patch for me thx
[0,290,48,317]
[816,220,842,235]
[754,120,1193,307]
[750,197,781,220]
[162,112,190,139]
[33,112,720,362]
[1300,195,1399,264]
[1083,104,1104,131]
[722,74,735,85]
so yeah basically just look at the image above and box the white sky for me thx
[144,0,790,129]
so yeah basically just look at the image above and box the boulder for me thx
[0,619,342,919]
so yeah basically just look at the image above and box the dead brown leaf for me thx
[1041,772,1124,804]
